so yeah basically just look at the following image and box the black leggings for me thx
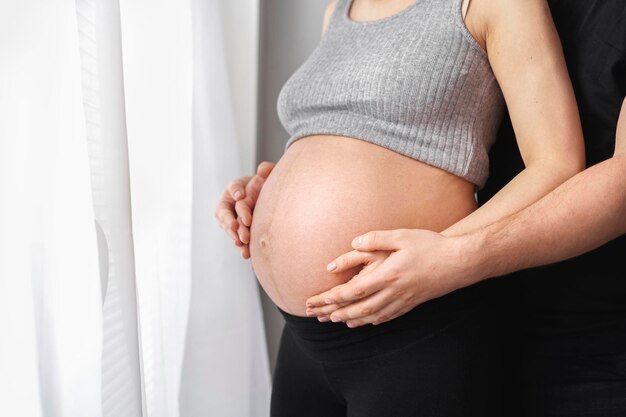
[270,289,504,417]
[499,304,626,417]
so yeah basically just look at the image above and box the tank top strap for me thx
[325,0,351,32]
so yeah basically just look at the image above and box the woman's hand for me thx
[305,229,481,327]
[214,161,275,259]
[305,249,393,324]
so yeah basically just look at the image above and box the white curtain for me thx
[0,0,271,416]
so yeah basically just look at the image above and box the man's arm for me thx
[440,0,585,237]
[306,98,625,326]
[465,97,626,281]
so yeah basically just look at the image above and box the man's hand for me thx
[214,161,275,259]
[305,229,481,327]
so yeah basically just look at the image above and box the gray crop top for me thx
[276,0,506,188]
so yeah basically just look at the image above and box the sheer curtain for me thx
[0,0,271,416]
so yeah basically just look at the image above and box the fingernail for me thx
[330,315,341,323]
[353,236,362,247]
[234,190,242,200]
[324,298,335,305]
[306,310,314,317]
[318,316,330,322]
[326,262,336,272]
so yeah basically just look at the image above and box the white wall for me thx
[257,0,328,373]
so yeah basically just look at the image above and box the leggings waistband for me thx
[277,287,494,362]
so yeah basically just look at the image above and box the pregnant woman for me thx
[215,0,584,415]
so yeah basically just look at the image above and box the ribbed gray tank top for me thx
[276,0,505,188]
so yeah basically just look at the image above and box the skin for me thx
[213,160,274,260]
[216,0,588,323]
[306,97,626,327]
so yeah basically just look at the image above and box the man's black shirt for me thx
[477,0,626,353]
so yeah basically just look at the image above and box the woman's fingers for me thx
[326,249,374,272]
[215,175,254,245]
[325,259,397,304]
[214,188,236,228]
[328,286,397,324]
[307,261,394,308]
[306,301,349,318]
[237,216,250,245]
[216,170,268,254]
[239,244,250,259]
[235,199,253,229]
[256,161,276,179]
[345,298,412,328]
[306,282,348,309]
[214,170,269,255]
[215,201,243,246]
[229,223,244,246]
[235,174,268,227]
[228,175,253,201]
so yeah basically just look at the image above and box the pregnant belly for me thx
[249,135,477,317]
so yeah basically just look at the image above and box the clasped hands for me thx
[215,161,475,327]
[304,228,472,327]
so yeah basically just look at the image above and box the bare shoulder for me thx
[461,0,549,52]
[478,0,553,33]
[322,0,339,36]
[465,0,562,65]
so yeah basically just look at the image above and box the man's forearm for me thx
[468,154,626,281]
[442,160,581,238]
